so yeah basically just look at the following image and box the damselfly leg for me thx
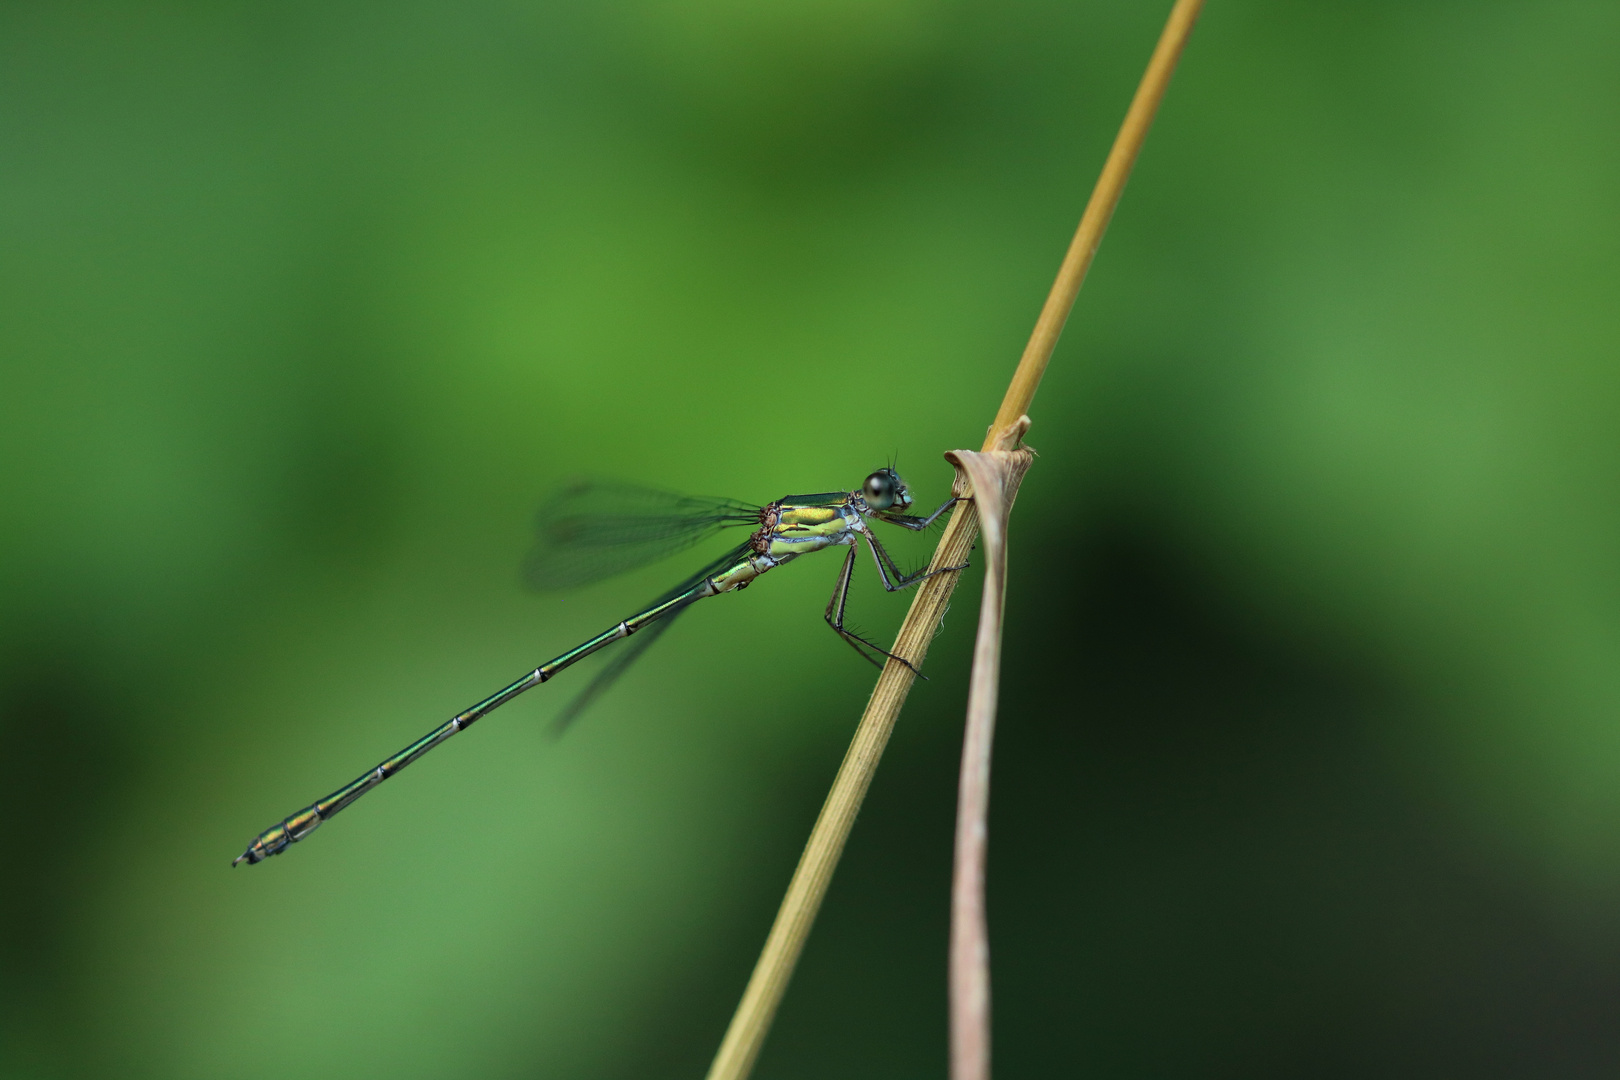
[862,527,970,592]
[823,517,971,673]
[874,495,963,532]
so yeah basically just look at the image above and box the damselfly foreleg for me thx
[876,496,961,531]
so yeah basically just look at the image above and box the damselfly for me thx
[234,468,962,865]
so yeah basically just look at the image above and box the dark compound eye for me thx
[863,471,895,509]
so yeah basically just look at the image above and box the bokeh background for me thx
[4,1,1619,1076]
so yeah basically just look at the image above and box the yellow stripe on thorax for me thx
[766,503,851,558]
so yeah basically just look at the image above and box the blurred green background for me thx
[4,1,1619,1076]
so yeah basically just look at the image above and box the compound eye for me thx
[863,472,895,510]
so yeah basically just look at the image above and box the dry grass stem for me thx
[992,0,1207,438]
[705,3,1204,1077]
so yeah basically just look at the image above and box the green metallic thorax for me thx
[703,499,862,595]
[766,504,849,556]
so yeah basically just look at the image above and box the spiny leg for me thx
[877,496,963,532]
[824,542,920,674]
[863,528,970,593]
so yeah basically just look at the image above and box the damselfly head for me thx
[861,468,911,512]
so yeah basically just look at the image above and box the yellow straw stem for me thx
[990,0,1207,443]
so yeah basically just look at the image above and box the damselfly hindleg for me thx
[824,542,920,672]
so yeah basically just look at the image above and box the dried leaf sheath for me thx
[945,435,1036,1080]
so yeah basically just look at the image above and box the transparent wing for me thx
[551,538,758,732]
[524,481,759,591]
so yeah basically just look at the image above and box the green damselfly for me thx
[234,468,961,865]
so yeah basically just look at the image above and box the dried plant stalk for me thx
[705,3,1204,1077]
[944,436,1036,1080]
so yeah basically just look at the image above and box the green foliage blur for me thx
[4,2,1619,1076]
